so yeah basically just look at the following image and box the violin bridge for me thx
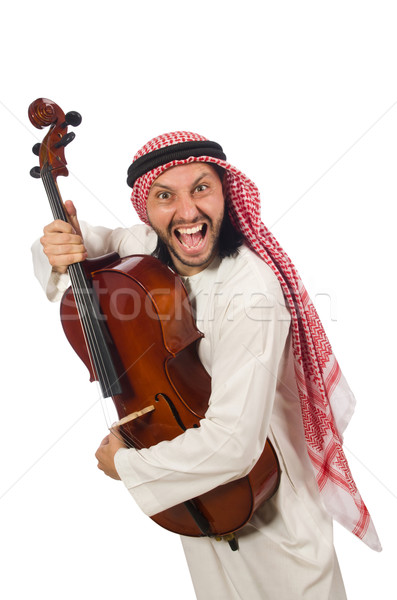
[112,405,155,427]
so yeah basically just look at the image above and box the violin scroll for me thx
[28,98,81,180]
[28,98,63,129]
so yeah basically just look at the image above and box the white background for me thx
[0,1,396,598]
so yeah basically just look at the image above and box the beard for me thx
[149,209,224,272]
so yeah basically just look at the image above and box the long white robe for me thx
[31,223,347,600]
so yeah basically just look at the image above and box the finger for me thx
[64,200,83,237]
[41,240,87,269]
[41,230,84,246]
[43,219,75,235]
[47,253,88,271]
[40,231,87,266]
[42,241,87,257]
[64,200,77,218]
[108,428,127,452]
[109,425,125,443]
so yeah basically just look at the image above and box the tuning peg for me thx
[54,131,76,149]
[30,166,41,178]
[32,143,41,156]
[61,111,82,128]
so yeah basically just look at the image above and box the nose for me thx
[175,191,200,222]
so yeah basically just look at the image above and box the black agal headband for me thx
[127,140,227,189]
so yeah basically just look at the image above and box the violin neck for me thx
[41,165,69,223]
[41,165,122,398]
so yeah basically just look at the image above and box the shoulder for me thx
[117,223,157,256]
[80,221,157,257]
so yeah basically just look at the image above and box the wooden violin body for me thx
[29,98,280,539]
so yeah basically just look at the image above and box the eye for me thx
[195,184,208,193]
[158,191,172,200]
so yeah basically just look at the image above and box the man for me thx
[32,131,380,599]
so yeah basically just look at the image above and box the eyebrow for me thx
[151,171,214,191]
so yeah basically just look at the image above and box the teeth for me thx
[176,224,204,235]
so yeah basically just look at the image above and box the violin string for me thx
[42,168,113,397]
[69,269,112,392]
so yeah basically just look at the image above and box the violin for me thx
[29,98,280,551]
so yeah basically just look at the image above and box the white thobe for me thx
[32,223,347,600]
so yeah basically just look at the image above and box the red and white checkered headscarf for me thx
[128,131,381,551]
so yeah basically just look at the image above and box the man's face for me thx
[146,163,225,276]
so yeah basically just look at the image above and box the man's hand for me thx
[95,427,127,480]
[40,200,87,274]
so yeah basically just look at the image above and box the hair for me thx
[151,165,244,267]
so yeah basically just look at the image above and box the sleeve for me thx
[31,222,156,301]
[114,290,291,517]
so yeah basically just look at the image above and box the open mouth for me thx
[174,223,208,249]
